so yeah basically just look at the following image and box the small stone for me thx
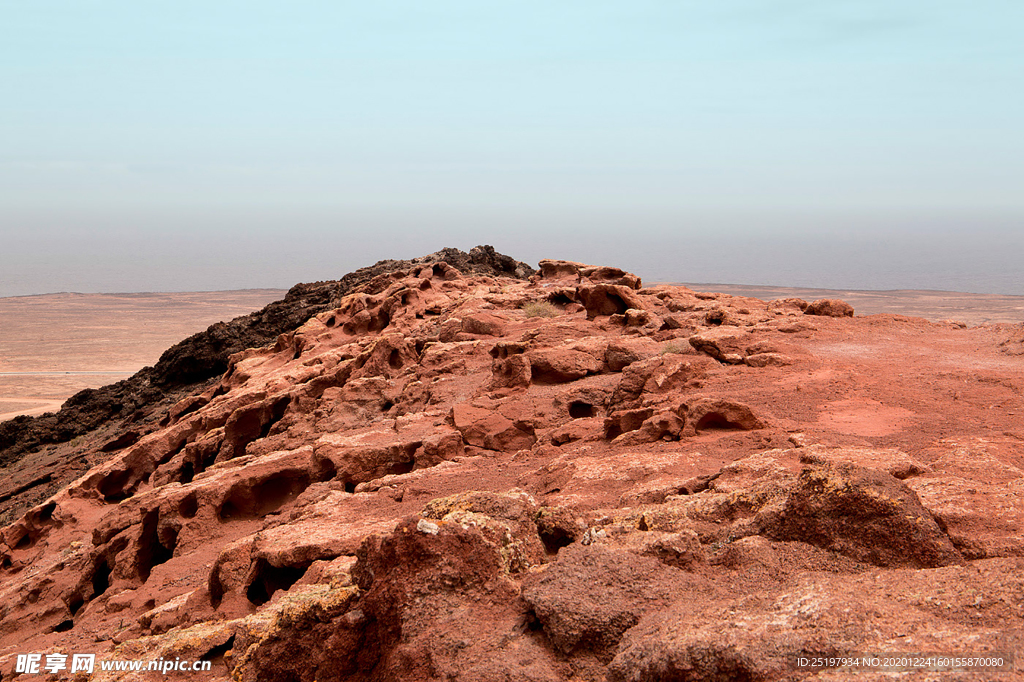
[580,527,607,545]
[416,519,440,535]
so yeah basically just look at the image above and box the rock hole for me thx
[539,528,575,555]
[431,263,446,278]
[67,594,84,616]
[202,446,219,471]
[381,400,395,412]
[704,310,725,326]
[98,470,133,503]
[38,502,56,522]
[605,423,623,440]
[529,368,576,385]
[179,493,198,519]
[217,473,311,520]
[326,315,336,327]
[225,410,266,459]
[179,461,195,485]
[52,619,74,633]
[202,635,235,664]
[344,481,356,494]
[315,457,338,482]
[390,459,414,476]
[585,292,629,318]
[695,412,744,431]
[253,475,309,514]
[159,439,192,469]
[419,279,432,290]
[209,572,225,609]
[92,557,112,599]
[369,309,391,332]
[546,293,574,306]
[262,396,291,439]
[569,401,596,419]
[11,528,31,550]
[245,559,312,606]
[159,526,179,555]
[224,397,291,460]
[218,499,242,521]
[524,610,544,632]
[607,294,629,315]
[490,343,525,359]
[137,511,176,583]
[387,349,402,369]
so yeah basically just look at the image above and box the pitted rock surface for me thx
[1,250,1023,681]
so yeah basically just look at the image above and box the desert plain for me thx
[0,290,285,422]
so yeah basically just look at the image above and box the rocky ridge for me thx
[0,246,533,524]
[1,250,1023,681]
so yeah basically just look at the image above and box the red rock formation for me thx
[1,252,1023,681]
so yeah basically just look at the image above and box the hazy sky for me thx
[2,1,1022,296]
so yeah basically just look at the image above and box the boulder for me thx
[759,461,962,568]
[804,298,854,317]
[575,284,645,320]
[461,312,507,337]
[450,403,537,452]
[683,398,765,434]
[639,530,705,570]
[521,544,682,655]
[609,558,1024,682]
[579,265,642,289]
[605,338,661,371]
[538,259,585,280]
[420,490,546,572]
[687,328,750,364]
[526,347,601,384]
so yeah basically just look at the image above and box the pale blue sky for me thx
[2,1,1022,295]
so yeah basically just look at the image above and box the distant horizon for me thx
[4,272,1024,300]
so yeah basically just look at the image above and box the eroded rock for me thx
[2,249,1022,681]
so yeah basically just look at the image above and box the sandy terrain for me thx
[0,290,285,420]
[680,283,1024,326]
